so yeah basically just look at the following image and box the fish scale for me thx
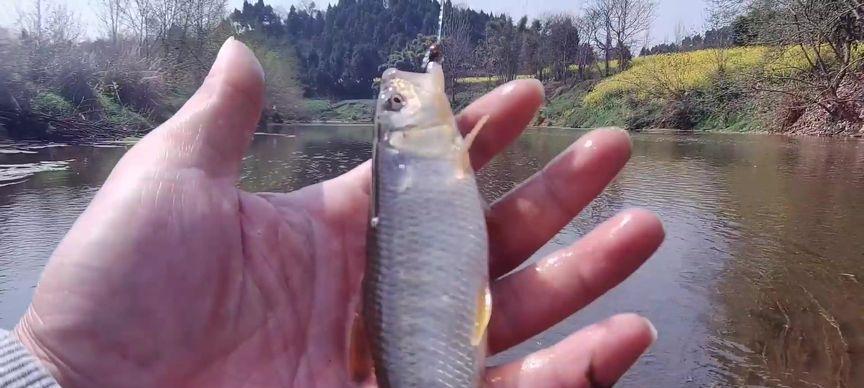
[366,149,488,387]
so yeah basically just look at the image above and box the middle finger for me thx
[486,128,632,278]
[487,209,664,353]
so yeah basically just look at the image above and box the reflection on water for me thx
[1,126,863,386]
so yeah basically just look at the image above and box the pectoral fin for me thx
[464,114,490,151]
[472,285,492,347]
[457,115,491,180]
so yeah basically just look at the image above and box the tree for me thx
[96,0,126,45]
[383,34,436,72]
[442,0,476,103]
[608,0,656,69]
[16,0,83,81]
[520,19,545,80]
[121,0,155,56]
[118,0,226,60]
[749,0,863,123]
[298,0,317,14]
[707,0,747,29]
[587,0,615,75]
[546,14,581,81]
[17,0,46,43]
[45,3,83,44]
[706,0,746,72]
[249,40,307,120]
[477,16,522,83]
[17,0,81,46]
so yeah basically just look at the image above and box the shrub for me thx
[55,54,98,109]
[96,93,150,130]
[30,92,75,116]
[97,48,166,116]
[584,47,766,106]
[249,43,308,121]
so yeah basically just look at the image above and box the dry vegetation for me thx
[0,0,306,141]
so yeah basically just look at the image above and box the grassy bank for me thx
[539,47,770,132]
[302,99,374,123]
[539,46,864,136]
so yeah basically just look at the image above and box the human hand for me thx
[13,38,664,387]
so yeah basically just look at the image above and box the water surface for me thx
[1,127,862,387]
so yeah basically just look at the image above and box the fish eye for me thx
[386,94,405,111]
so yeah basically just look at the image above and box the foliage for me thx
[382,34,437,73]
[231,0,610,98]
[544,72,764,132]
[585,47,766,106]
[96,45,167,117]
[304,99,331,116]
[304,99,374,122]
[641,27,734,56]
[30,92,75,116]
[96,93,151,130]
[237,31,307,120]
[57,54,99,111]
[235,0,491,98]
[742,0,864,122]
[6,0,864,139]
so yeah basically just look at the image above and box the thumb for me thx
[126,37,265,181]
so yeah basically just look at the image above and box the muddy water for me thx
[1,126,862,387]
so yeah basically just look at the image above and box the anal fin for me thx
[348,312,373,383]
[472,285,492,347]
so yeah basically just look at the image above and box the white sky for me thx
[0,0,708,46]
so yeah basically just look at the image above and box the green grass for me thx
[458,60,621,85]
[692,100,762,133]
[30,92,75,116]
[457,74,537,85]
[540,85,630,128]
[304,99,374,122]
[304,99,331,114]
[538,48,774,131]
[548,45,846,132]
[97,93,151,129]
[584,45,862,108]
[584,47,768,107]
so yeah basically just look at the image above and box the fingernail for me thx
[499,82,518,96]
[209,37,237,76]
[567,127,631,168]
[529,78,545,99]
[608,212,636,239]
[645,318,658,342]
[594,126,625,133]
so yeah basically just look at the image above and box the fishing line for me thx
[437,0,445,41]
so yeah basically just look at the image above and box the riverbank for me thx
[300,99,374,124]
[536,81,864,137]
[535,48,864,137]
[6,60,864,141]
[0,91,155,142]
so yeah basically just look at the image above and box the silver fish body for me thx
[364,64,490,388]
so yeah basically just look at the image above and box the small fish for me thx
[359,57,491,387]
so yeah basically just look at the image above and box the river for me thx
[1,126,862,387]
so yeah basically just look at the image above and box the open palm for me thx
[13,39,664,388]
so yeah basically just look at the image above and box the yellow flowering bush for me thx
[584,47,767,106]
